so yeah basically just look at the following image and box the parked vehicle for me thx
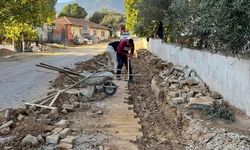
[120,32,130,40]
[73,37,90,45]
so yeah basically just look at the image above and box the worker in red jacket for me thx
[116,39,134,81]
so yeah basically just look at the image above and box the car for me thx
[73,37,90,45]
[120,32,130,40]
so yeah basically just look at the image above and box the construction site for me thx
[0,45,250,150]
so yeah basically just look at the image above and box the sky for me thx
[57,0,73,4]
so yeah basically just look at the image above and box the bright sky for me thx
[57,0,73,4]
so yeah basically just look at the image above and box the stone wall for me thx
[142,38,250,115]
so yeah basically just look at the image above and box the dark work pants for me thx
[116,53,133,80]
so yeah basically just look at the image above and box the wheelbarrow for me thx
[36,63,118,97]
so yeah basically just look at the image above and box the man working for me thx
[106,41,120,73]
[116,39,134,81]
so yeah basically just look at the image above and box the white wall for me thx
[148,38,250,115]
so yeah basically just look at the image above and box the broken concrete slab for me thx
[187,97,214,110]
[22,134,39,146]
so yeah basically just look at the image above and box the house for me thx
[52,16,110,44]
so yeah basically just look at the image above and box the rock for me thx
[61,108,67,114]
[151,77,164,100]
[0,120,14,130]
[172,97,185,105]
[47,111,59,121]
[36,116,47,124]
[187,91,194,98]
[17,114,25,121]
[60,136,76,144]
[46,134,60,144]
[3,109,11,121]
[148,57,160,65]
[73,102,80,108]
[211,91,222,99]
[62,104,74,111]
[96,111,103,115]
[22,134,39,146]
[187,97,214,110]
[168,91,179,98]
[59,128,71,139]
[44,125,55,132]
[3,146,13,150]
[25,108,37,117]
[55,120,69,128]
[184,67,192,78]
[37,134,45,143]
[70,127,81,132]
[155,62,169,70]
[79,102,90,109]
[52,127,63,134]
[0,127,10,135]
[0,136,16,145]
[186,78,198,86]
[56,142,73,149]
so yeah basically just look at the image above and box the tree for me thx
[125,0,250,54]
[0,0,56,42]
[59,3,87,19]
[124,0,139,34]
[90,9,124,31]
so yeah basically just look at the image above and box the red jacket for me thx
[117,39,134,55]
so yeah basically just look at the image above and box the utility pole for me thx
[22,34,25,52]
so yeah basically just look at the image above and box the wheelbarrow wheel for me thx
[103,81,118,96]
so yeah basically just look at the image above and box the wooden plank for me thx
[25,103,57,110]
[49,91,61,107]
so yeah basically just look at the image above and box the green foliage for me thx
[89,9,124,30]
[126,0,250,54]
[125,0,139,34]
[59,3,87,19]
[0,0,56,41]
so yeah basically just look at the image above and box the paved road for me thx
[0,44,106,109]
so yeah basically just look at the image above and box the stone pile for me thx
[184,119,250,149]
[0,93,83,149]
[151,62,220,110]
[147,54,250,149]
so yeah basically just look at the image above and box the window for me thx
[101,31,105,37]
[93,30,97,35]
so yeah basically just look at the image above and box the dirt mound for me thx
[0,48,15,57]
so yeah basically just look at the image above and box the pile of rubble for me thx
[0,92,88,149]
[148,54,250,148]
[184,119,250,149]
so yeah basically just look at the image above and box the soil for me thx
[0,48,15,57]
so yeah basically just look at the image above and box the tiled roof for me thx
[61,17,110,30]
